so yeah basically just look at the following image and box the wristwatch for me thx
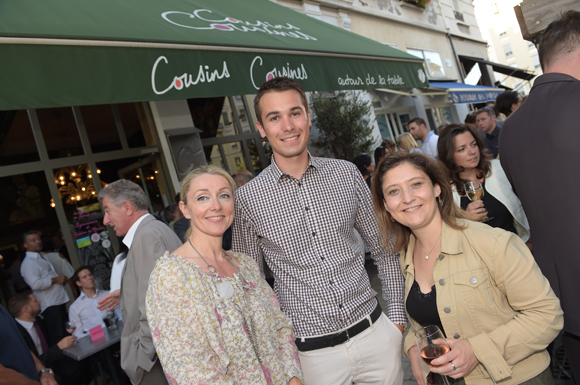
[39,368,54,377]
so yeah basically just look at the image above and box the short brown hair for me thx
[408,117,427,129]
[371,152,469,251]
[437,124,492,191]
[474,107,495,119]
[73,265,92,285]
[539,11,580,71]
[254,77,308,125]
[8,290,33,318]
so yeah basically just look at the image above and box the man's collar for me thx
[534,72,578,87]
[79,289,100,300]
[24,251,41,259]
[424,130,434,143]
[486,125,500,138]
[15,317,34,330]
[122,213,150,249]
[269,151,319,182]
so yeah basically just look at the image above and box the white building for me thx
[473,0,542,94]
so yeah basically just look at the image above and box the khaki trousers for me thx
[298,313,404,385]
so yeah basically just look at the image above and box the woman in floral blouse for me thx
[146,165,303,385]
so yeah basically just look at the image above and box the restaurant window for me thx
[189,95,268,176]
[0,171,61,304]
[118,103,149,148]
[37,107,84,159]
[426,107,453,133]
[80,105,123,153]
[52,164,114,290]
[0,110,40,166]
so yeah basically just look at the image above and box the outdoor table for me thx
[63,321,125,385]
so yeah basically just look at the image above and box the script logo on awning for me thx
[151,56,230,95]
[250,56,308,90]
[162,9,317,41]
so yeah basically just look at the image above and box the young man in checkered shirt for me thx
[232,77,407,384]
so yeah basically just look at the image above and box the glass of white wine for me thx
[463,180,491,222]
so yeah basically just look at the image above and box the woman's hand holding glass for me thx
[464,200,488,221]
[429,338,480,379]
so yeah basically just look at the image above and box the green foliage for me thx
[400,0,431,9]
[310,91,378,161]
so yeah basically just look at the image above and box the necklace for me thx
[187,238,261,363]
[417,233,442,260]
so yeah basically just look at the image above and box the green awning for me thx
[0,0,428,111]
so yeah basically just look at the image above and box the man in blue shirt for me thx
[475,107,500,158]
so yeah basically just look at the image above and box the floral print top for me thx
[146,251,303,385]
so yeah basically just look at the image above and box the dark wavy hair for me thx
[495,91,520,117]
[437,124,491,193]
[371,152,469,252]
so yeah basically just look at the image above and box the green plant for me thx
[400,0,431,10]
[310,91,378,161]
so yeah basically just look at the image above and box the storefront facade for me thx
[0,0,429,305]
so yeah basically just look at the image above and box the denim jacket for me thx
[402,220,562,384]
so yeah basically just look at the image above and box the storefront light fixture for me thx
[54,165,101,205]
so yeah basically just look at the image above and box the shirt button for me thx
[470,277,478,284]
[453,333,461,339]
[330,281,334,285]
[312,232,316,236]
[321,257,325,261]
[339,304,343,309]
[439,279,445,285]
[298,182,301,187]
[443,307,451,313]
[438,254,444,260]
[305,207,309,211]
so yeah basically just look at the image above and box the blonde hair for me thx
[180,165,236,240]
[397,133,419,152]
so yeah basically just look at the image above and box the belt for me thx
[295,301,383,352]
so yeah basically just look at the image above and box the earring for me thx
[437,196,443,206]
[390,215,395,222]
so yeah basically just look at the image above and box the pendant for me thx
[216,281,234,299]
[208,265,217,274]
[425,255,429,260]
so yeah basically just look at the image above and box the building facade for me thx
[473,0,541,94]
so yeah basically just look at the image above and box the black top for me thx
[406,280,446,337]
[460,182,517,235]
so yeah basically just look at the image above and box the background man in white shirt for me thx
[20,231,70,346]
[408,117,439,158]
[69,265,121,338]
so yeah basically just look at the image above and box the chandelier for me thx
[54,165,101,205]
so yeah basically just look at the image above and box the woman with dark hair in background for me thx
[495,91,523,118]
[437,124,531,246]
[353,153,374,188]
[374,146,388,169]
[371,152,562,385]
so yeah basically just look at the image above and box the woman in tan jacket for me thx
[371,152,563,385]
